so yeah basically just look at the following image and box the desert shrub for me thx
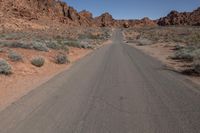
[0,33,26,40]
[79,34,103,40]
[173,44,184,51]
[8,50,23,62]
[3,41,32,49]
[192,49,200,74]
[31,57,45,67]
[63,41,81,48]
[55,54,70,64]
[0,59,12,75]
[46,41,61,50]
[46,40,69,52]
[0,48,4,52]
[171,46,195,61]
[137,38,152,46]
[32,42,49,52]
[193,58,200,74]
[85,45,94,49]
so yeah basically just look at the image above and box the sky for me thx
[64,0,200,20]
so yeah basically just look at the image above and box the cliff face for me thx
[0,0,93,27]
[1,0,198,31]
[158,7,200,26]
[0,0,157,30]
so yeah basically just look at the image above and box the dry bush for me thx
[8,50,23,62]
[31,57,45,67]
[55,54,70,64]
[0,59,12,75]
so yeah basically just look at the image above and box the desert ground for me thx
[123,26,200,84]
[0,27,112,110]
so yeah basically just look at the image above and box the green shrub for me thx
[55,54,70,64]
[8,51,23,62]
[0,59,12,75]
[32,42,49,52]
[31,57,45,67]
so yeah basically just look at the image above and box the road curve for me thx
[0,30,200,133]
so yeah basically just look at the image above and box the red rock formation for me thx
[0,0,94,26]
[79,10,93,20]
[158,7,200,26]
[94,12,116,27]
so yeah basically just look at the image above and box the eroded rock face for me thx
[158,7,200,26]
[94,12,116,27]
[115,17,157,28]
[0,0,158,29]
[0,0,94,26]
[2,0,199,31]
[79,10,93,20]
[0,0,199,29]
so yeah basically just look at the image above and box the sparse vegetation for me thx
[124,27,200,76]
[63,41,81,48]
[32,42,49,52]
[55,54,70,64]
[8,50,23,62]
[0,48,4,52]
[31,57,45,67]
[124,27,200,45]
[79,34,103,40]
[193,57,200,74]
[2,41,32,49]
[0,59,12,75]
[171,47,194,61]
[137,38,152,46]
[46,40,69,52]
[192,50,200,74]
[46,41,61,50]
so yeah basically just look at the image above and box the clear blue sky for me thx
[64,0,200,19]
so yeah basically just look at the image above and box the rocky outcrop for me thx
[118,17,157,28]
[79,10,93,20]
[158,7,200,26]
[0,0,199,30]
[0,0,93,27]
[94,13,157,27]
[94,12,116,27]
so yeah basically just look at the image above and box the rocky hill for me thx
[0,0,95,31]
[0,0,199,31]
[0,0,157,31]
[158,7,200,26]
[94,13,156,27]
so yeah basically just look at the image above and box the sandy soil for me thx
[0,47,91,111]
[128,42,200,85]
